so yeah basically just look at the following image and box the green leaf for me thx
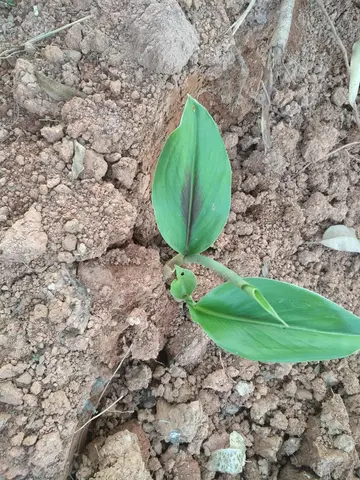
[188,278,360,362]
[152,95,231,255]
[170,266,196,302]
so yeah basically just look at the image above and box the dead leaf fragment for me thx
[72,140,85,179]
[320,225,360,253]
[35,71,86,101]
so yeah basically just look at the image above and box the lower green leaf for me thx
[188,278,360,362]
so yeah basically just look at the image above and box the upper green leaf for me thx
[188,278,360,362]
[152,95,231,255]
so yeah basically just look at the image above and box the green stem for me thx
[183,253,288,328]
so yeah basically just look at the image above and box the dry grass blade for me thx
[296,141,360,175]
[97,343,133,405]
[315,0,349,76]
[72,344,133,435]
[0,15,92,59]
[260,79,271,153]
[73,395,125,435]
[315,0,360,128]
[227,0,257,36]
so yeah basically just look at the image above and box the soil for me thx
[1,0,360,479]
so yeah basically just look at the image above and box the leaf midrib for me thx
[184,107,197,254]
[193,305,360,338]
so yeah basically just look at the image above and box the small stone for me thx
[58,252,74,263]
[223,132,238,150]
[0,381,23,405]
[44,45,64,63]
[0,413,11,431]
[110,80,122,96]
[125,365,152,391]
[11,432,25,446]
[39,185,48,195]
[303,192,333,224]
[23,435,38,446]
[281,437,301,456]
[297,417,349,477]
[0,207,48,264]
[331,87,347,107]
[0,206,9,220]
[33,304,48,320]
[0,127,9,142]
[254,432,282,461]
[41,125,64,143]
[302,124,339,164]
[235,380,254,396]
[203,369,233,393]
[31,431,62,471]
[0,364,17,380]
[112,157,137,189]
[83,149,108,181]
[46,176,61,189]
[250,395,279,423]
[63,219,80,234]
[23,394,38,407]
[270,411,288,431]
[279,464,318,480]
[321,394,350,435]
[132,323,161,360]
[65,49,82,63]
[62,234,77,252]
[16,372,32,386]
[42,391,71,415]
[155,399,205,443]
[94,430,152,480]
[333,434,355,453]
[119,420,150,461]
[30,381,42,396]
[166,322,210,366]
[131,90,140,100]
[173,451,201,480]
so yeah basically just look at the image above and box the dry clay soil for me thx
[1,0,360,479]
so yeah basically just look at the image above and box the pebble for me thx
[10,432,25,446]
[62,233,77,252]
[0,381,24,405]
[41,125,64,143]
[33,304,48,320]
[16,372,32,387]
[235,381,254,396]
[30,381,42,396]
[46,176,61,189]
[63,219,80,234]
[23,435,38,447]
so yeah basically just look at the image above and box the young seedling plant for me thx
[152,95,360,363]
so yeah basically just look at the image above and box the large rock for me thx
[132,0,199,74]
